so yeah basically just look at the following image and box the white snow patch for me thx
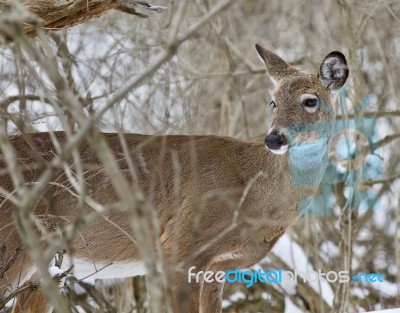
[49,266,64,277]
[370,279,399,297]
[270,234,334,306]
[222,299,231,309]
[366,309,400,313]
[284,296,304,313]
[280,271,297,295]
[320,240,340,262]
[229,291,246,302]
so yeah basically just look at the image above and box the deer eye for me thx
[269,101,277,110]
[302,98,319,113]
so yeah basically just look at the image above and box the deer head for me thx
[255,44,349,155]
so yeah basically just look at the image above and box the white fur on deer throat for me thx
[268,144,288,155]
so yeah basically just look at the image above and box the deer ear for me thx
[255,44,300,81]
[319,51,349,91]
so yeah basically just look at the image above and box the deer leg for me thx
[200,279,224,313]
[170,270,202,313]
[198,242,274,313]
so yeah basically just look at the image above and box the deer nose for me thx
[265,132,285,150]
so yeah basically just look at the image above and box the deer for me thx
[0,44,348,313]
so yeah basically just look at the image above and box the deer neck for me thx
[240,141,329,203]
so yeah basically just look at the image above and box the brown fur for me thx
[0,46,348,313]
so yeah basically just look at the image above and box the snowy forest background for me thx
[1,0,400,312]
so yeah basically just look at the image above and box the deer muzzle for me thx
[265,131,288,154]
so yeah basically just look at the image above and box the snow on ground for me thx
[270,233,335,306]
[365,309,400,313]
[284,296,304,313]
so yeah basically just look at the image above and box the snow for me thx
[270,234,335,306]
[320,240,340,262]
[370,279,399,298]
[221,299,231,309]
[49,266,64,277]
[280,271,297,295]
[229,290,246,302]
[284,296,304,313]
[367,308,400,313]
